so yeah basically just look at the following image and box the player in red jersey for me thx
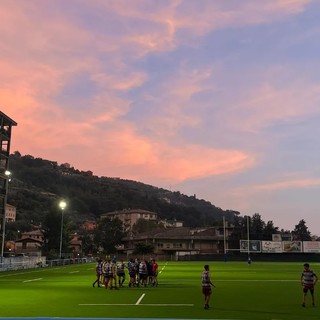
[152,259,158,286]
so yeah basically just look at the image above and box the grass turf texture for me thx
[0,261,318,320]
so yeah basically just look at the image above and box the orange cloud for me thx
[9,111,255,184]
[87,127,255,183]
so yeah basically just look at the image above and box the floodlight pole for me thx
[223,216,228,262]
[59,201,67,259]
[223,216,226,254]
[1,170,11,258]
[247,215,250,262]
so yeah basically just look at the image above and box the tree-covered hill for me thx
[8,152,237,232]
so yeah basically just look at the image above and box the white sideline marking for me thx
[218,279,297,282]
[23,278,42,283]
[137,303,194,306]
[79,303,194,307]
[69,271,79,274]
[136,293,145,305]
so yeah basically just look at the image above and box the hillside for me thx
[7,152,237,232]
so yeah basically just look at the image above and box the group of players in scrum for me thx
[92,257,159,289]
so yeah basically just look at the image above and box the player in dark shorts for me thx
[92,258,103,287]
[147,259,153,285]
[139,260,148,287]
[109,260,119,289]
[102,259,112,289]
[128,258,137,287]
[117,260,126,287]
[301,263,318,307]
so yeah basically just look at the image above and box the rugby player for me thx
[301,263,318,307]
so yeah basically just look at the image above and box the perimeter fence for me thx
[177,252,320,262]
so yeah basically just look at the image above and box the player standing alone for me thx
[202,264,215,310]
[301,263,318,307]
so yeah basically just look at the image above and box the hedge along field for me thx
[0,260,318,320]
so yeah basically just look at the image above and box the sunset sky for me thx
[2,0,320,235]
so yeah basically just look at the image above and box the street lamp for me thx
[59,200,67,259]
[1,170,11,258]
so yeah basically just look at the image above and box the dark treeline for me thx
[7,151,234,232]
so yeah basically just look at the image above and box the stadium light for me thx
[58,200,67,259]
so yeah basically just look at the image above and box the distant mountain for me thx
[7,151,237,232]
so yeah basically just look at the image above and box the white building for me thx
[5,203,16,222]
[101,209,158,231]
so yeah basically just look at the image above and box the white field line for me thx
[80,292,193,307]
[160,279,299,283]
[0,269,46,277]
[159,263,167,275]
[136,293,145,305]
[23,278,42,283]
[79,303,194,307]
[69,271,80,274]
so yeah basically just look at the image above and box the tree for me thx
[250,213,266,240]
[292,219,311,241]
[78,228,96,256]
[133,242,154,256]
[42,206,73,257]
[263,221,279,240]
[230,214,280,247]
[94,217,125,254]
[229,215,246,249]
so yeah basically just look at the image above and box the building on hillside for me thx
[70,233,82,256]
[101,209,158,232]
[15,229,44,254]
[15,230,83,256]
[121,225,234,256]
[15,237,43,254]
[159,219,183,228]
[5,204,16,222]
[20,229,44,241]
[81,220,97,231]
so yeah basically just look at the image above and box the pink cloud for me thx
[228,80,320,132]
[91,71,147,91]
[255,177,320,191]
[0,0,314,189]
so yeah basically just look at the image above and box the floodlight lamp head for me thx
[4,170,11,177]
[59,201,67,210]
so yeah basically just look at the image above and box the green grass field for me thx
[0,260,318,319]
